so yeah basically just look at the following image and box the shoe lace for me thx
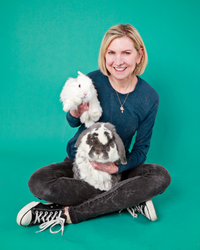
[127,207,138,218]
[33,211,48,224]
[119,207,139,218]
[34,210,65,235]
[127,203,145,218]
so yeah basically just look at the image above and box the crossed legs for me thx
[28,158,171,224]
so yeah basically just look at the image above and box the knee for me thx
[154,164,171,192]
[28,167,51,199]
[28,162,73,201]
[28,169,42,198]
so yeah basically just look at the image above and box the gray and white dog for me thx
[73,122,127,191]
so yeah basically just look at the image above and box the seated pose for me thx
[17,24,171,235]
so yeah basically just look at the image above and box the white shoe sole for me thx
[16,201,40,226]
[145,200,157,221]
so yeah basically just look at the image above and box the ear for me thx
[104,123,127,165]
[113,132,127,165]
[75,122,102,147]
[77,71,84,76]
[136,47,144,64]
[75,128,90,147]
[104,123,117,133]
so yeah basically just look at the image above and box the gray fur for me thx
[73,122,127,191]
[74,123,102,147]
[73,161,81,179]
[104,123,127,164]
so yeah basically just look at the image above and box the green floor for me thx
[1,147,200,250]
[1,0,200,249]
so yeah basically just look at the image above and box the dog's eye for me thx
[78,84,81,88]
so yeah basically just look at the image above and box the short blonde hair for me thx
[98,24,148,76]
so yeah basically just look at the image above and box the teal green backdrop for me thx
[1,0,200,249]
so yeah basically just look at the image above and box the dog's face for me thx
[76,123,127,164]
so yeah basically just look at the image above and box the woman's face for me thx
[105,36,143,81]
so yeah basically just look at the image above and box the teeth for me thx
[114,67,126,71]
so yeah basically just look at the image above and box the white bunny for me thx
[73,122,127,191]
[60,71,102,128]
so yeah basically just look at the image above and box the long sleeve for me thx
[117,98,159,173]
[66,112,81,128]
[66,70,160,173]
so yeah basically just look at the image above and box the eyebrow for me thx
[107,49,132,52]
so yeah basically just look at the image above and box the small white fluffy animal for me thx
[73,122,127,191]
[60,71,102,128]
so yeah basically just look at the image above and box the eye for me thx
[92,133,98,139]
[78,84,81,88]
[108,51,114,55]
[124,51,131,55]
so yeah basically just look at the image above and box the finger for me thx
[83,102,89,111]
[78,103,84,108]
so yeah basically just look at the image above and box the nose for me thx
[95,150,101,156]
[94,148,102,158]
[84,93,87,97]
[114,55,124,66]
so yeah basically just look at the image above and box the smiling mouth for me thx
[113,67,127,72]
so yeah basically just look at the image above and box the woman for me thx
[17,24,171,235]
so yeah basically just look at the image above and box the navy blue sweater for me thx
[66,70,159,173]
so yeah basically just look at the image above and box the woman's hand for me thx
[70,103,89,118]
[90,161,118,174]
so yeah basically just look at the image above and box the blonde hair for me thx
[98,24,148,76]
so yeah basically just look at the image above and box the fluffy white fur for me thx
[60,71,102,128]
[73,123,127,191]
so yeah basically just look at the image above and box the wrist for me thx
[70,110,80,118]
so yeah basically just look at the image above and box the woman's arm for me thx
[90,161,118,174]
[89,99,159,174]
[117,98,159,173]
[66,103,89,128]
